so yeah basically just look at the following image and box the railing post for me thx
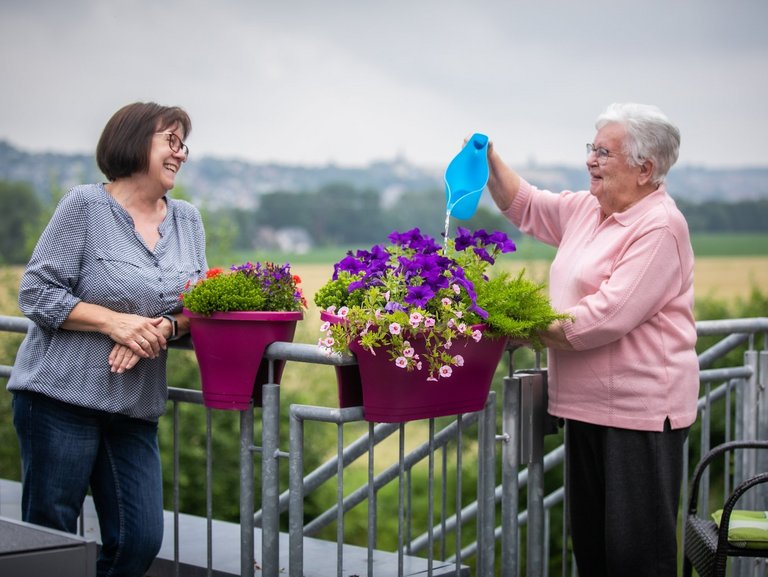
[758,351,768,493]
[240,405,255,577]
[288,405,304,577]
[501,373,520,577]
[741,350,759,504]
[478,391,497,576]
[518,371,547,577]
[262,381,281,577]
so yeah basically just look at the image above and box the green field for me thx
[690,233,768,257]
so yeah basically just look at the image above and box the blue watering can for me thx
[444,133,489,220]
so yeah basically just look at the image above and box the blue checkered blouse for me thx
[7,183,207,421]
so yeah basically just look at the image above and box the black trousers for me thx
[566,419,689,577]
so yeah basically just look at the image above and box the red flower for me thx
[206,268,224,279]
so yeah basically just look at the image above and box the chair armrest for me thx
[687,440,768,516]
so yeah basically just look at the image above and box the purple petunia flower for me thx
[404,283,434,307]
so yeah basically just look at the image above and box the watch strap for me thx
[162,314,179,340]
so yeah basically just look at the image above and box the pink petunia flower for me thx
[454,354,464,367]
[395,356,408,368]
[439,365,453,378]
[389,322,401,335]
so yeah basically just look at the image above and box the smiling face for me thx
[587,122,652,219]
[149,124,187,191]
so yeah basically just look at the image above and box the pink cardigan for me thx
[504,179,699,431]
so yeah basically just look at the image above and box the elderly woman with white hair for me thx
[487,103,698,577]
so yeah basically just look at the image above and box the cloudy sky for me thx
[1,0,767,170]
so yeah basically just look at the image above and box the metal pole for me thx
[368,422,376,577]
[478,392,497,576]
[520,373,546,577]
[240,405,255,577]
[261,382,281,576]
[206,409,213,576]
[288,406,304,577]
[501,374,520,577]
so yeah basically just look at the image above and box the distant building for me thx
[254,227,312,254]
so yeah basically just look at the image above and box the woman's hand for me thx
[108,343,143,373]
[108,315,167,359]
[485,140,521,213]
[62,303,169,358]
[539,320,575,351]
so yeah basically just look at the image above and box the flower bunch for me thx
[182,261,307,315]
[315,227,566,380]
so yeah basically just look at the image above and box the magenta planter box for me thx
[184,309,302,410]
[322,312,507,422]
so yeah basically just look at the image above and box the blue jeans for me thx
[12,391,164,577]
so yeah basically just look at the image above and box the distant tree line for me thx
[1,178,766,265]
[675,198,768,232]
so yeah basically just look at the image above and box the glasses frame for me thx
[585,143,617,165]
[156,132,189,158]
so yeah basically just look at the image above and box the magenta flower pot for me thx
[346,322,508,423]
[183,309,303,410]
[320,311,364,408]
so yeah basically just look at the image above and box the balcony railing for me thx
[0,315,766,576]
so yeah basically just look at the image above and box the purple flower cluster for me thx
[231,261,306,310]
[332,227,515,319]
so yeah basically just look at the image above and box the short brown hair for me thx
[96,102,192,181]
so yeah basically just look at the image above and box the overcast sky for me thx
[1,0,767,170]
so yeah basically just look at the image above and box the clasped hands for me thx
[108,315,170,374]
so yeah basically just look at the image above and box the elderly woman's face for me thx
[587,123,644,218]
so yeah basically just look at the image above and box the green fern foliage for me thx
[475,270,571,348]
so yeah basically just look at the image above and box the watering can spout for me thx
[444,133,490,220]
[471,133,489,150]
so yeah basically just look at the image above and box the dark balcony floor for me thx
[1,479,466,576]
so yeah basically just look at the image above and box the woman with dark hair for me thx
[487,103,698,577]
[8,102,207,576]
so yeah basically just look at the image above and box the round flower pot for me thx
[320,311,364,408]
[183,309,303,410]
[347,324,508,423]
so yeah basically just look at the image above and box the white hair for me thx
[596,103,680,186]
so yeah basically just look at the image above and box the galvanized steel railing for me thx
[1,315,766,577]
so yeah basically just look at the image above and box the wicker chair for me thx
[683,440,768,577]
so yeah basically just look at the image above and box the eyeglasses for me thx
[156,132,189,158]
[585,143,616,165]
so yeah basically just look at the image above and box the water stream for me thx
[443,211,451,252]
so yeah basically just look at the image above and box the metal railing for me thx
[1,315,766,577]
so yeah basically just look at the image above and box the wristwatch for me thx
[162,314,179,340]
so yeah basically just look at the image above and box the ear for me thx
[637,159,654,186]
